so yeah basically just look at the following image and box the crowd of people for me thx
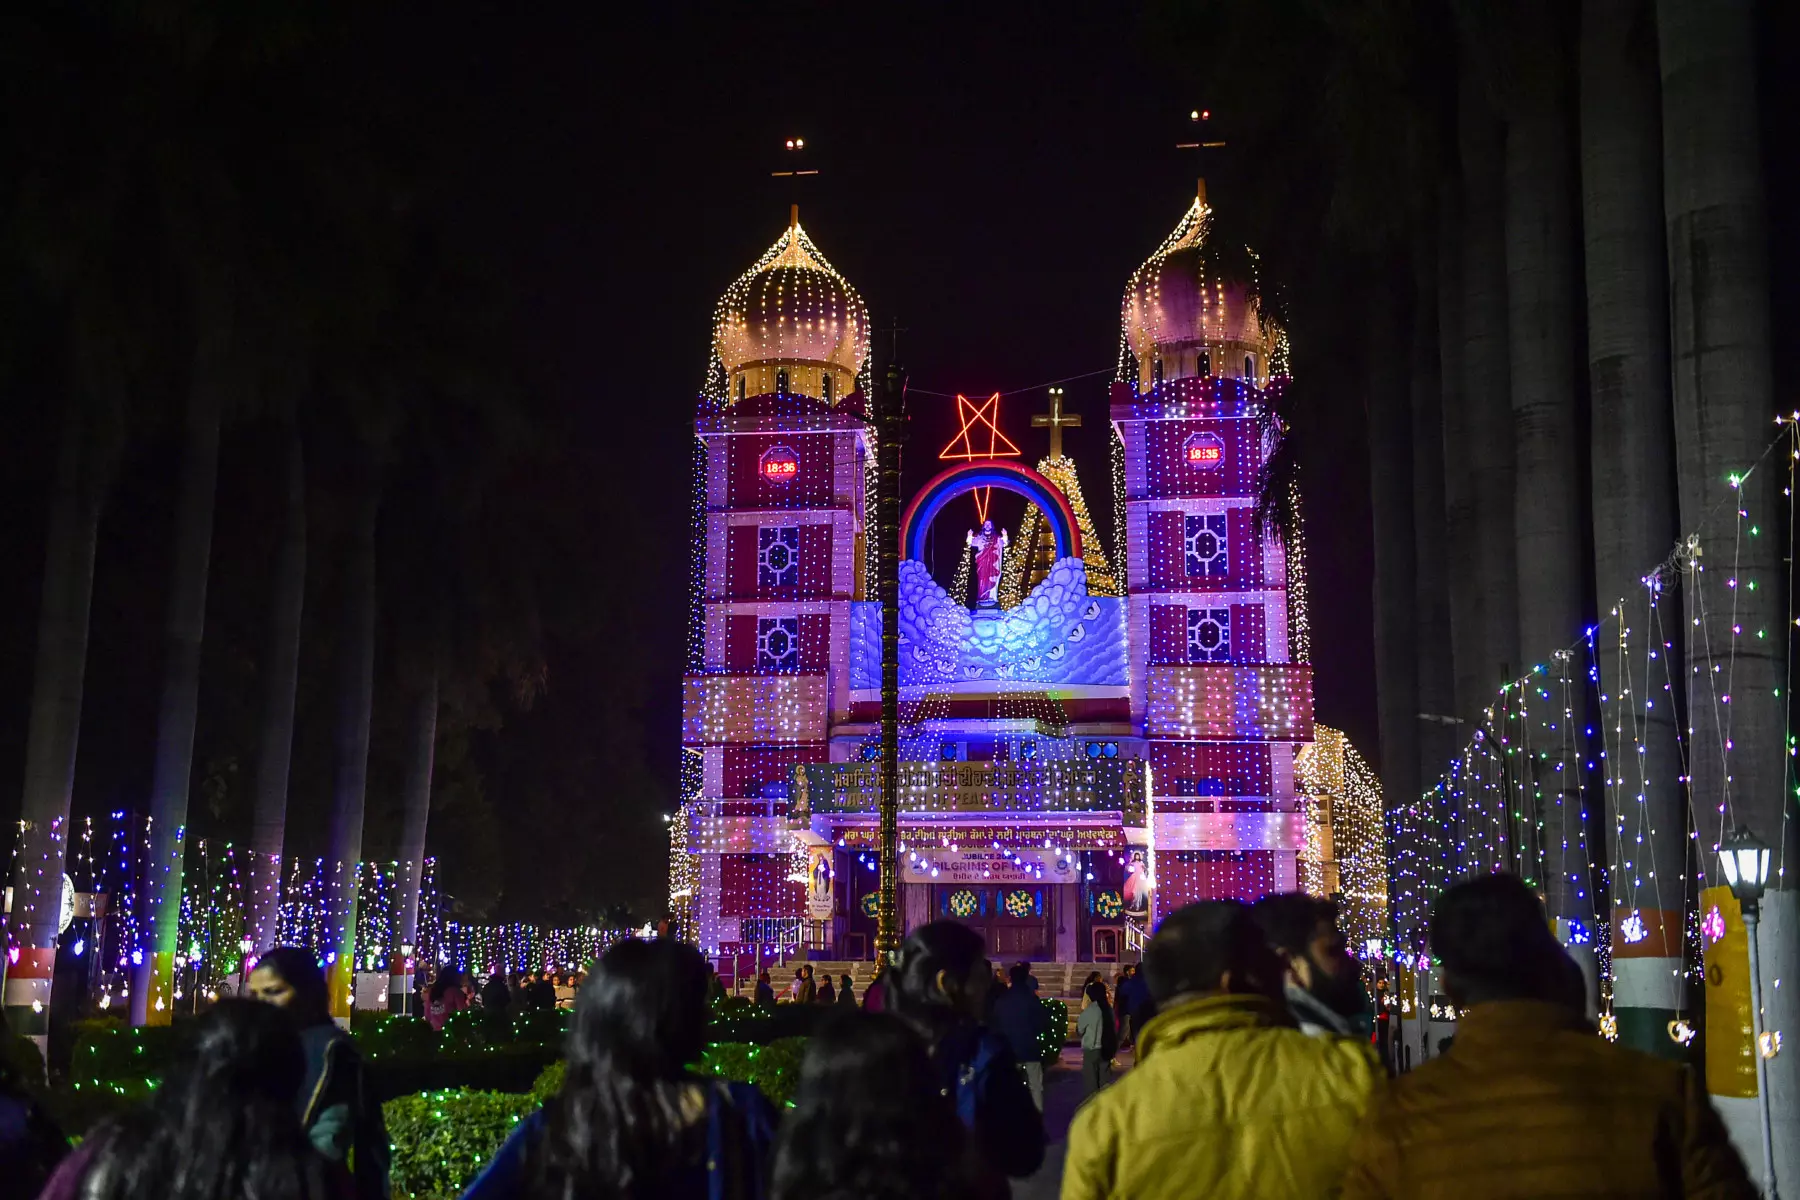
[422,968,582,1031]
[0,872,1765,1199]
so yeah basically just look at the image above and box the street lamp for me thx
[1718,824,1778,1200]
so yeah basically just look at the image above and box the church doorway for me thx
[933,883,1052,961]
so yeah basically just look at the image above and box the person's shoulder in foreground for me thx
[1341,872,1756,1200]
[1061,900,1379,1200]
[1341,1006,1755,1200]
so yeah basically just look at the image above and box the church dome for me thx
[1121,188,1287,391]
[712,209,869,404]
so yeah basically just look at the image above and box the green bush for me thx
[525,1036,804,1112]
[507,1008,567,1047]
[384,1037,808,1196]
[69,1021,189,1088]
[698,1036,806,1107]
[356,1016,438,1061]
[437,1007,513,1055]
[529,1061,563,1106]
[1038,998,1069,1065]
[384,1089,535,1200]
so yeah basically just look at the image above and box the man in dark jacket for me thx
[988,962,1048,1109]
[1114,963,1151,1048]
[1342,874,1754,1198]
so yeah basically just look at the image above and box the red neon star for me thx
[939,393,1020,523]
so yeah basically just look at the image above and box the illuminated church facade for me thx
[671,195,1383,965]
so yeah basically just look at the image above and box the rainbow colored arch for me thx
[900,461,1082,564]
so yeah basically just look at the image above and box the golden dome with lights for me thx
[1121,183,1288,391]
[712,207,869,405]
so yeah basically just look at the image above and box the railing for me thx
[791,760,1148,825]
[1124,917,1149,955]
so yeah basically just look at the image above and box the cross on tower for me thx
[1031,386,1082,459]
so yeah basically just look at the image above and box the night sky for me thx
[0,2,1384,917]
[405,0,1377,903]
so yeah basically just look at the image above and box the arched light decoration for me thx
[1119,187,1290,391]
[711,209,870,405]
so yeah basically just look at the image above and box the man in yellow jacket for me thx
[1062,900,1380,1200]
[1340,873,1754,1199]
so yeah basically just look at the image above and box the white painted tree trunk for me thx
[245,421,305,954]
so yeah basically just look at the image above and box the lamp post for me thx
[1719,824,1778,1199]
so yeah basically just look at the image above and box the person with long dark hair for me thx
[462,938,779,1200]
[247,946,391,1198]
[887,921,1044,1186]
[426,968,471,1032]
[772,1011,982,1200]
[38,999,335,1200]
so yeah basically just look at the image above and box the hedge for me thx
[386,1039,807,1200]
[385,1089,535,1200]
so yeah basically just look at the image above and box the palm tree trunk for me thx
[1437,177,1486,741]
[1457,61,1521,721]
[1411,236,1458,808]
[1500,6,1591,926]
[1369,265,1424,941]
[132,355,224,1027]
[391,667,438,1014]
[323,472,379,1025]
[875,361,905,960]
[1658,0,1793,1171]
[1580,0,1684,1059]
[244,420,306,956]
[2,403,107,1055]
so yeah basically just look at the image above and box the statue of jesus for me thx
[967,519,1008,608]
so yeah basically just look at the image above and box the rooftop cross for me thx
[1031,386,1082,459]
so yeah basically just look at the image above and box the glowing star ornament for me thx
[1620,912,1647,944]
[1668,1019,1697,1047]
[939,392,1022,523]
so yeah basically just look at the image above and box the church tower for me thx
[674,210,869,954]
[1112,184,1314,919]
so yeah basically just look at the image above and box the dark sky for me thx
[395,0,1380,896]
[0,2,1385,918]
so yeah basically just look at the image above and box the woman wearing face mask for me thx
[246,946,391,1198]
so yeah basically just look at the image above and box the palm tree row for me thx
[1,2,541,1036]
[1173,0,1788,1152]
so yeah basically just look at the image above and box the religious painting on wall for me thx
[1123,848,1152,916]
[806,845,834,920]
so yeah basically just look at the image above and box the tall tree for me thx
[1455,62,1521,747]
[1411,238,1458,805]
[1436,182,1485,742]
[1658,0,1795,1171]
[323,465,379,1022]
[389,664,437,1011]
[1579,0,1684,1059]
[1,399,116,1051]
[244,418,306,954]
[133,323,227,1027]
[1369,266,1424,939]
[1464,0,1595,924]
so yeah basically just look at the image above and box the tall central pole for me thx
[875,353,907,960]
